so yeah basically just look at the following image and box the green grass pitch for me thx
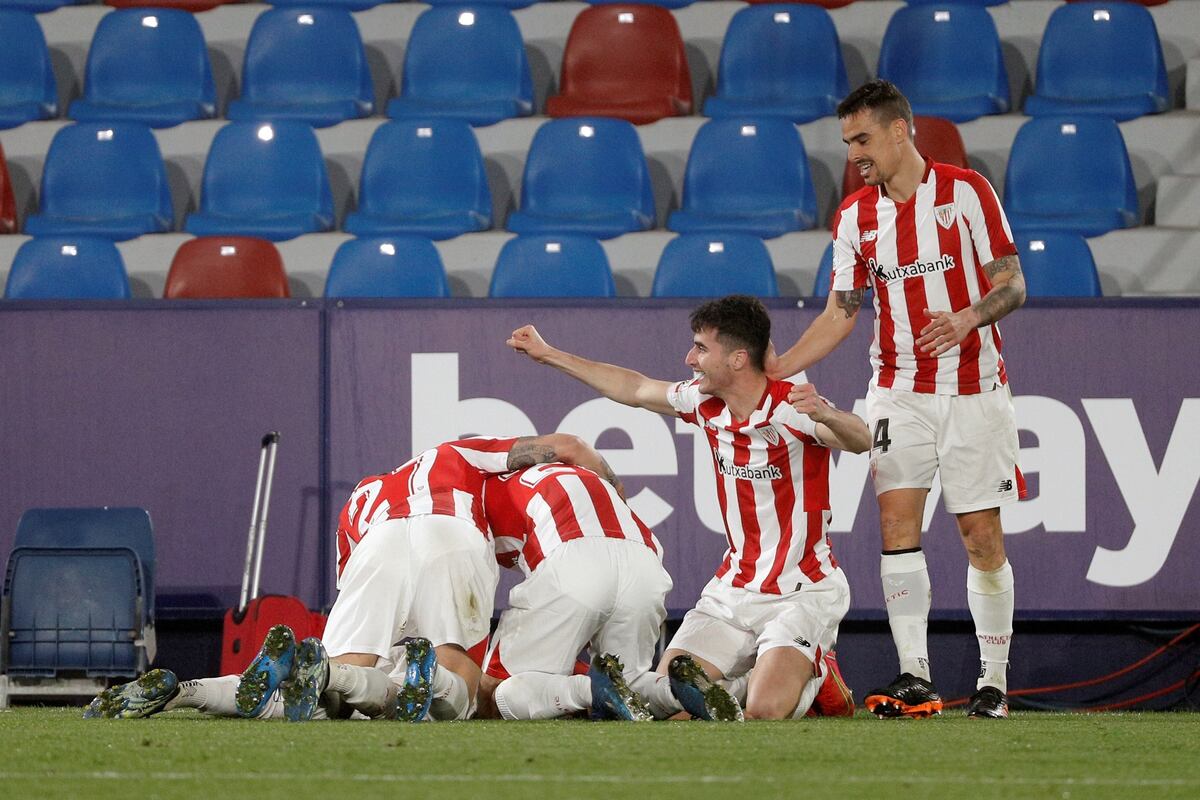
[1,708,1197,800]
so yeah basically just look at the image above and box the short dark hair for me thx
[837,80,914,139]
[689,295,771,372]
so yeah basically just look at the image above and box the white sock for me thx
[968,560,1014,693]
[494,673,590,720]
[719,673,749,705]
[631,673,683,719]
[429,665,472,721]
[327,662,397,719]
[881,550,933,681]
[788,675,823,719]
[165,676,240,716]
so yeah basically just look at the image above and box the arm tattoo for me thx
[834,288,866,320]
[983,254,1021,282]
[595,455,619,488]
[506,440,558,470]
[972,255,1026,326]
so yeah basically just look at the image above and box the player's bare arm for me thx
[508,324,678,417]
[917,254,1026,357]
[767,289,861,379]
[509,433,625,497]
[787,383,871,453]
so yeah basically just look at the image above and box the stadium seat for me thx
[668,119,817,238]
[324,236,450,298]
[425,0,536,8]
[344,119,491,240]
[69,9,215,128]
[1014,232,1102,297]
[652,234,779,298]
[1024,2,1169,122]
[104,0,232,11]
[185,121,334,242]
[266,0,384,10]
[545,5,692,125]
[226,8,374,128]
[507,118,655,239]
[0,10,56,129]
[744,0,857,6]
[813,241,833,297]
[704,5,848,124]
[386,7,533,127]
[489,235,616,297]
[164,236,290,298]
[1003,117,1138,237]
[1,141,16,233]
[841,115,969,200]
[23,123,173,241]
[588,0,695,8]
[877,5,1009,123]
[0,0,89,14]
[3,236,131,299]
[906,0,1007,5]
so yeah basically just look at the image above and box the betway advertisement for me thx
[328,304,1200,618]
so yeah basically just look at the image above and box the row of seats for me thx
[0,3,1174,130]
[2,228,1104,300]
[0,114,1140,244]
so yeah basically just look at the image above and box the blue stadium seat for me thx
[1024,2,1169,121]
[4,237,131,299]
[425,0,535,8]
[69,9,215,128]
[1014,232,1102,297]
[704,5,848,124]
[0,10,57,129]
[266,0,384,10]
[344,119,492,240]
[185,121,334,242]
[652,234,778,298]
[877,5,1009,123]
[325,236,450,298]
[24,123,173,240]
[227,8,374,128]
[813,241,834,297]
[490,235,616,297]
[386,7,533,127]
[507,118,655,239]
[1003,117,1138,237]
[0,0,89,14]
[668,119,817,238]
[906,0,1007,5]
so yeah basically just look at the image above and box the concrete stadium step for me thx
[1155,175,1200,228]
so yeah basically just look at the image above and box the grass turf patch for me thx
[1,708,1197,800]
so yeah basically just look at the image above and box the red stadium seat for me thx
[546,5,692,125]
[104,0,236,12]
[840,115,970,204]
[1,141,16,234]
[164,236,290,298]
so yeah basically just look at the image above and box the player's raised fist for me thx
[788,382,830,422]
[508,325,553,362]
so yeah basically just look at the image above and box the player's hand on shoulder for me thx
[508,324,552,362]
[788,382,831,422]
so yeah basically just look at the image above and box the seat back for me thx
[490,235,615,297]
[165,236,290,298]
[196,121,333,219]
[1032,2,1167,105]
[358,119,491,221]
[104,0,231,10]
[1,140,16,233]
[4,237,131,299]
[550,4,691,119]
[842,116,969,199]
[1003,117,1137,227]
[813,241,834,297]
[518,118,655,220]
[78,9,214,113]
[400,7,532,111]
[680,118,816,222]
[239,8,373,109]
[877,6,1008,118]
[325,236,450,298]
[652,234,778,298]
[36,122,173,224]
[1015,232,1102,297]
[0,10,57,122]
[712,5,847,108]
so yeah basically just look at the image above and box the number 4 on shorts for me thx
[872,418,891,453]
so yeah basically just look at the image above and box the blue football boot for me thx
[236,624,297,718]
[83,669,179,719]
[395,638,436,722]
[589,653,652,721]
[282,637,329,722]
[668,654,744,722]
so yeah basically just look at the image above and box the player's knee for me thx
[744,696,794,720]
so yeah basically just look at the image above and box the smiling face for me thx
[685,327,740,395]
[841,108,909,188]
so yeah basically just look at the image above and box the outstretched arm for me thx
[508,325,677,417]
[916,254,1026,357]
[787,383,871,454]
[768,289,862,380]
[507,433,624,497]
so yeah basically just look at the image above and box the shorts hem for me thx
[873,481,934,496]
[324,643,393,660]
[944,494,1019,515]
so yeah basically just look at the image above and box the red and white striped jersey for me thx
[483,463,662,576]
[668,378,837,594]
[832,158,1018,395]
[335,437,518,577]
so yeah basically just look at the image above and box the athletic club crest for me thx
[934,203,956,230]
[761,426,780,446]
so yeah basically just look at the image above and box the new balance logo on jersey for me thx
[859,230,878,243]
[867,254,957,285]
[714,452,783,481]
[998,479,1014,492]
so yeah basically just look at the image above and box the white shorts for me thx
[667,569,850,679]
[484,538,672,683]
[322,515,498,661]
[866,383,1021,514]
